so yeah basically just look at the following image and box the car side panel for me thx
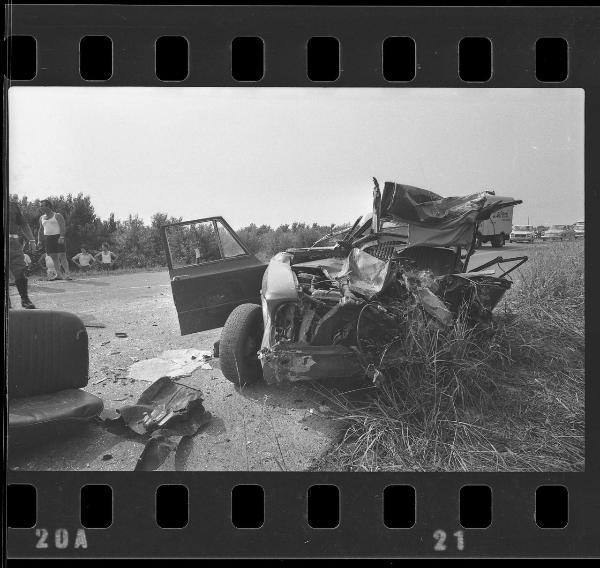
[170,255,267,334]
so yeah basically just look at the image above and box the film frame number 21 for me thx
[433,529,465,552]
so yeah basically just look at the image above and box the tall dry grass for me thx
[315,240,584,472]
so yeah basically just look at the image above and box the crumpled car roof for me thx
[380,182,522,247]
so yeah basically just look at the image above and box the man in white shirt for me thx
[37,199,72,280]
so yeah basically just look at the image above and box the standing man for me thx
[37,199,72,281]
[8,199,37,309]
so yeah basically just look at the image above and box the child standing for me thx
[72,247,95,272]
[94,242,118,271]
[39,253,58,280]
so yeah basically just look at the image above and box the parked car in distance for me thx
[509,225,535,243]
[542,224,575,241]
[573,221,585,238]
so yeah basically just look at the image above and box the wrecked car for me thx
[161,180,528,386]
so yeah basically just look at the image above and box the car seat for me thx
[8,310,103,440]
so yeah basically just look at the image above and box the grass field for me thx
[316,240,584,472]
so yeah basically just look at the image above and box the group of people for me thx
[36,245,118,278]
[8,198,119,309]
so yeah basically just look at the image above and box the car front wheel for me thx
[220,303,264,387]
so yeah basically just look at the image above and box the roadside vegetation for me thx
[12,193,339,270]
[315,240,584,472]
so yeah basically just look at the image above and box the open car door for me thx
[161,217,267,335]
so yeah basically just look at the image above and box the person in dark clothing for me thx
[8,200,37,309]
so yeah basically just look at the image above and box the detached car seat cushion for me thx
[8,310,89,397]
[9,389,104,430]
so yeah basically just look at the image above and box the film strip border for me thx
[6,472,597,557]
[5,4,600,558]
[4,5,600,86]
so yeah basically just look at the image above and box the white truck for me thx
[475,204,515,248]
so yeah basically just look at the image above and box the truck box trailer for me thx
[476,205,514,248]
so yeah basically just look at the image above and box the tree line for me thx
[11,193,348,269]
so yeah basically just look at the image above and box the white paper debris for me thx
[159,348,212,369]
[127,348,213,383]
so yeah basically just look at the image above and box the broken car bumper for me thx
[259,343,364,384]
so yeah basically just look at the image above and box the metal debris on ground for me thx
[102,376,211,471]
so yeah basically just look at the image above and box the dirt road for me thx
[8,243,531,472]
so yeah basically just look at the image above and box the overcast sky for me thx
[9,87,584,228]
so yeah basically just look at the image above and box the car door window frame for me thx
[162,216,251,272]
[215,219,248,259]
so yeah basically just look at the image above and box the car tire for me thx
[220,303,264,387]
